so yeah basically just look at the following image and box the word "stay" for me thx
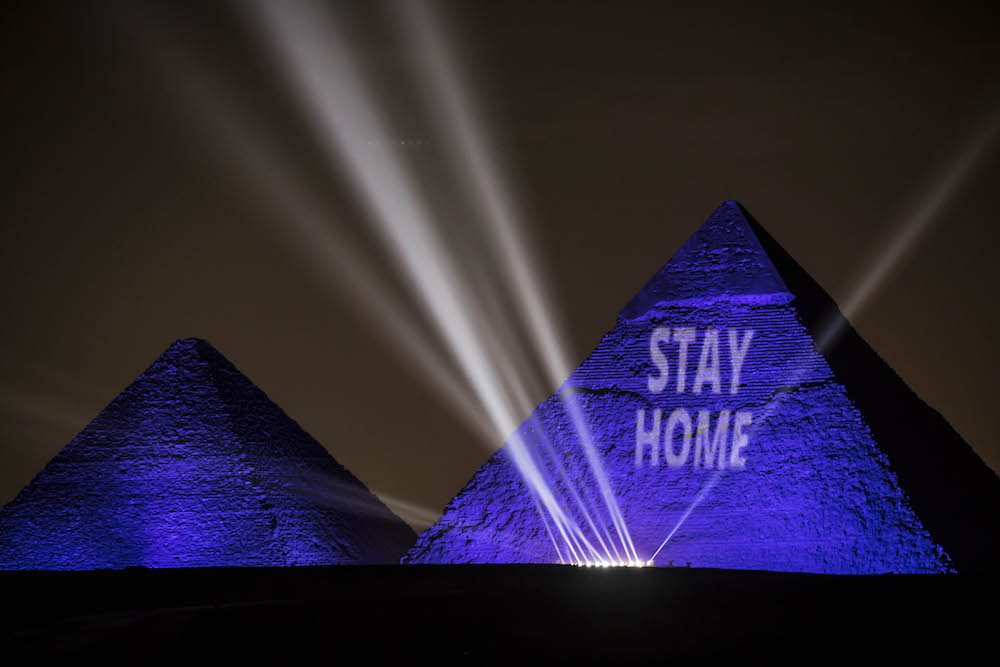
[647,328,754,395]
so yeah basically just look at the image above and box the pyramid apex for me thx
[165,337,215,351]
[160,338,227,362]
[620,200,792,319]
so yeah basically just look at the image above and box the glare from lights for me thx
[818,108,1000,351]
[247,0,640,566]
[137,35,496,447]
[395,0,639,565]
[570,559,653,568]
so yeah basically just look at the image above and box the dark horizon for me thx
[1,0,998,526]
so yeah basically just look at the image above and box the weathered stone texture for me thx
[0,339,415,569]
[405,201,998,572]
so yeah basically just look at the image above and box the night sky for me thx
[1,0,998,526]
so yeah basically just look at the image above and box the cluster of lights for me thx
[572,559,653,568]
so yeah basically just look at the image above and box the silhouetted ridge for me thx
[737,203,1000,573]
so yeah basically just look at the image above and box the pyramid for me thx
[404,201,1000,573]
[0,339,415,569]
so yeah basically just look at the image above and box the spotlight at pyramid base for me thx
[571,560,653,568]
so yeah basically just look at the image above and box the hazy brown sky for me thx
[1,0,998,525]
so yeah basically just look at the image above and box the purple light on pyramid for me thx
[404,201,1000,573]
[2,202,996,574]
[0,339,415,570]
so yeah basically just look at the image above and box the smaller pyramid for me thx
[0,339,415,570]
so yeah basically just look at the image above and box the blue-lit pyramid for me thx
[0,339,415,569]
[404,201,1000,573]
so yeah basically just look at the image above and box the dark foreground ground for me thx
[1,565,995,664]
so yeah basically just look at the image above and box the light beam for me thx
[248,0,627,563]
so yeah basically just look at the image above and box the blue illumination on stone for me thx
[3,202,995,574]
[0,339,415,570]
[403,201,990,573]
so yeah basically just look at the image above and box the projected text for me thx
[635,328,754,469]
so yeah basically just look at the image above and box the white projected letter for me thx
[693,329,721,394]
[727,329,754,394]
[673,328,696,393]
[664,409,692,467]
[647,327,671,393]
[695,410,731,468]
[635,408,662,466]
[730,411,752,469]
